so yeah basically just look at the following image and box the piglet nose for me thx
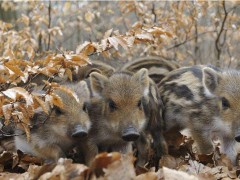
[71,125,88,138]
[122,126,140,142]
[235,135,240,142]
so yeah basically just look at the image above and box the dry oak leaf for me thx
[65,53,92,66]
[2,104,13,125]
[108,36,120,50]
[0,172,28,180]
[103,28,113,39]
[2,87,33,107]
[135,33,154,42]
[38,158,89,180]
[147,27,173,38]
[100,153,136,180]
[91,152,121,172]
[163,167,198,180]
[32,95,49,114]
[134,171,162,180]
[50,93,64,109]
[4,64,24,77]
[76,41,96,55]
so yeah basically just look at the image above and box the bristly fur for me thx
[120,56,180,84]
[15,81,97,165]
[159,65,240,164]
[88,68,166,166]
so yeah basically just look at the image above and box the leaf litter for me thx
[1,130,240,180]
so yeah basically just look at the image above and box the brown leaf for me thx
[135,33,154,42]
[92,152,121,170]
[0,151,13,165]
[104,28,113,39]
[134,172,159,180]
[2,104,13,125]
[33,95,49,115]
[38,158,89,180]
[148,27,173,38]
[76,41,91,54]
[64,68,72,81]
[50,93,64,109]
[22,123,31,142]
[2,87,33,107]
[103,153,136,179]
[101,39,109,51]
[116,36,128,50]
[108,36,119,50]
[132,22,143,29]
[4,64,24,77]
[65,54,91,67]
[163,167,198,180]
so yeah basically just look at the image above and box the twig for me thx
[167,30,216,50]
[38,32,42,53]
[152,3,157,23]
[47,0,52,51]
[215,0,228,66]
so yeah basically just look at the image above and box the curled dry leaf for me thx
[2,104,13,125]
[21,123,31,142]
[33,95,49,114]
[135,33,154,42]
[104,28,113,39]
[65,54,91,65]
[42,80,60,88]
[64,68,72,81]
[50,93,64,109]
[76,41,94,54]
[2,87,33,107]
[91,152,121,171]
[102,153,136,180]
[163,167,198,180]
[38,158,89,180]
[108,36,120,50]
[134,171,162,180]
[4,64,24,77]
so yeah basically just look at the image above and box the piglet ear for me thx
[77,80,90,99]
[133,68,149,96]
[90,72,108,96]
[202,67,221,95]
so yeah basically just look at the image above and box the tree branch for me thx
[167,30,216,50]
[47,0,52,51]
[215,0,228,66]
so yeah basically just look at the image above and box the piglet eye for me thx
[55,107,64,115]
[83,102,88,113]
[222,97,230,109]
[109,99,117,111]
[137,99,142,108]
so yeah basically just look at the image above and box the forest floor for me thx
[0,131,239,180]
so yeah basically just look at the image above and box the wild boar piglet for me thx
[15,81,94,164]
[88,68,165,166]
[159,65,240,164]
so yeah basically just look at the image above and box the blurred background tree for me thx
[0,0,240,68]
